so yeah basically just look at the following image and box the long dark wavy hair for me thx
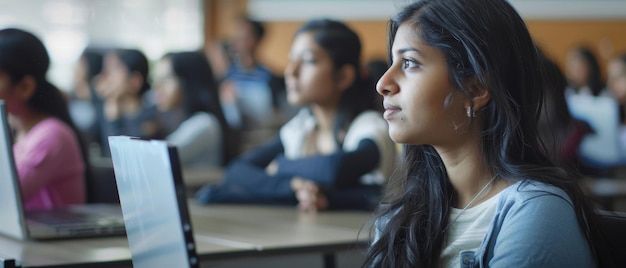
[163,51,234,165]
[362,0,610,267]
[294,19,377,146]
[0,28,91,193]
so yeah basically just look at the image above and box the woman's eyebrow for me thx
[396,47,421,55]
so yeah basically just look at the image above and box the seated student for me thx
[218,17,290,132]
[363,0,612,267]
[0,28,87,210]
[152,51,232,168]
[95,48,160,156]
[195,19,396,211]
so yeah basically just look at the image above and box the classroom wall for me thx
[526,19,626,75]
[256,21,389,74]
[254,19,626,76]
[203,0,626,77]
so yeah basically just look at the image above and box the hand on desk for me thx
[291,177,328,212]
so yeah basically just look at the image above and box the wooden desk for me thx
[0,204,372,268]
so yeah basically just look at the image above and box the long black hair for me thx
[294,19,377,145]
[0,28,92,194]
[163,51,234,165]
[363,1,609,267]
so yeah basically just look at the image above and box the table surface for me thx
[0,203,373,268]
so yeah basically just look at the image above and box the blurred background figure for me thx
[565,46,606,98]
[565,46,625,172]
[95,48,161,156]
[69,48,105,152]
[152,51,235,168]
[218,16,292,153]
[0,28,88,210]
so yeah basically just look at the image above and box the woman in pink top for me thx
[0,28,87,210]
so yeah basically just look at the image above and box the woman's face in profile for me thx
[284,31,341,107]
[376,23,466,146]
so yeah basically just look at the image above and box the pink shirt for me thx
[13,118,86,210]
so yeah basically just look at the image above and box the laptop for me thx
[109,136,199,268]
[0,100,125,240]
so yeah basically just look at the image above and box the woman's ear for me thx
[335,65,356,92]
[464,77,491,111]
[13,75,37,102]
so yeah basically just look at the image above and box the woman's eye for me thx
[402,59,418,69]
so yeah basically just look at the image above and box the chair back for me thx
[597,210,626,266]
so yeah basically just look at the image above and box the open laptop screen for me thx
[109,136,198,268]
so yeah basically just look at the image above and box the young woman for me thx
[195,19,396,211]
[364,0,610,267]
[96,48,159,156]
[152,51,232,167]
[0,28,88,210]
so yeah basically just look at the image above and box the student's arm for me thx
[221,136,294,198]
[273,139,380,188]
[167,113,220,165]
[488,194,594,267]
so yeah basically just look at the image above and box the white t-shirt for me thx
[440,191,502,268]
[279,108,396,184]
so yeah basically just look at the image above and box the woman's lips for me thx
[383,102,401,120]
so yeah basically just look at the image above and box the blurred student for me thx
[195,19,396,211]
[363,0,610,266]
[152,51,233,168]
[69,48,104,149]
[96,48,160,156]
[565,46,606,97]
[0,28,87,210]
[219,17,287,131]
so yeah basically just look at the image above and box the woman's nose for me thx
[376,68,398,96]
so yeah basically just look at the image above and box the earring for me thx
[466,106,476,118]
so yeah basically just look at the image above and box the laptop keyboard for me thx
[26,209,124,226]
